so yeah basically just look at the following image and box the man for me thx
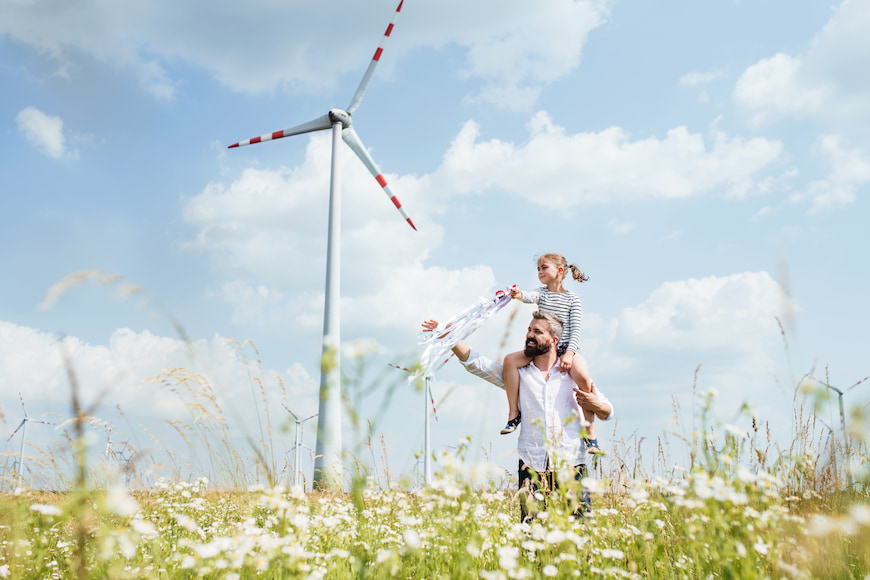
[424,310,614,519]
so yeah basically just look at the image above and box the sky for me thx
[1,0,868,488]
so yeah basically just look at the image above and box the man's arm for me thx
[451,340,470,363]
[422,320,504,389]
[575,385,613,421]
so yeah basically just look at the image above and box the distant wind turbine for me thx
[7,393,55,483]
[228,0,415,488]
[825,375,869,487]
[282,404,318,489]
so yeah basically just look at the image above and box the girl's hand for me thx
[559,350,575,372]
[510,286,522,300]
[422,319,452,339]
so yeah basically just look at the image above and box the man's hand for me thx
[574,381,611,420]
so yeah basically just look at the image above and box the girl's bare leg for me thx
[568,354,601,449]
[501,351,530,434]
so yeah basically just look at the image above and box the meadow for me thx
[1,368,868,579]
[2,273,868,578]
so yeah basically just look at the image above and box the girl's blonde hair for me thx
[538,252,589,283]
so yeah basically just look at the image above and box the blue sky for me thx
[1,0,868,485]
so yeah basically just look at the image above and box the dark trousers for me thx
[518,459,590,522]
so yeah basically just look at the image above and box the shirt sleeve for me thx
[458,349,505,390]
[565,294,582,354]
[519,287,541,305]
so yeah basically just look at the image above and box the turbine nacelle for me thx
[328,109,352,129]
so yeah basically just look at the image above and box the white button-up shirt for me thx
[460,349,613,472]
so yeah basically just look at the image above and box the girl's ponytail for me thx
[568,264,589,283]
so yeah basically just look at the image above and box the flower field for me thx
[1,330,867,578]
[2,428,868,579]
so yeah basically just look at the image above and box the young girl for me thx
[502,253,600,451]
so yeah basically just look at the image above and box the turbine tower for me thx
[228,0,415,487]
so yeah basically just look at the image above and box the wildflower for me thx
[849,504,870,526]
[582,478,603,494]
[601,548,625,560]
[498,546,519,570]
[30,504,61,516]
[376,549,392,563]
[543,564,558,576]
[118,533,136,559]
[735,542,746,557]
[0,564,9,578]
[107,481,138,517]
[180,556,196,569]
[403,529,421,550]
[753,539,769,555]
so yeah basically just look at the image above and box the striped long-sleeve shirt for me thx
[519,287,582,354]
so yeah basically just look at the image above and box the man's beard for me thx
[523,337,552,357]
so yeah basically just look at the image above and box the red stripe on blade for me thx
[397,0,403,11]
[250,136,261,144]
[408,218,417,230]
[390,195,402,209]
[385,23,393,36]
[373,47,383,61]
[228,144,239,149]
[376,174,387,187]
[272,130,284,140]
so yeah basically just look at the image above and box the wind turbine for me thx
[7,393,55,483]
[282,404,317,489]
[825,376,869,487]
[228,0,415,488]
[389,363,438,485]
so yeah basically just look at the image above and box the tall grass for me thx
[0,271,867,577]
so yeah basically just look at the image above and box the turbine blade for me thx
[282,403,300,422]
[19,392,27,417]
[847,376,869,392]
[346,0,404,115]
[341,127,417,230]
[228,114,332,149]
[7,420,25,442]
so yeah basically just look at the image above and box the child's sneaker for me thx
[585,438,605,454]
[500,412,522,435]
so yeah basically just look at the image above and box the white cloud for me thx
[0,0,609,109]
[436,112,783,206]
[183,114,783,342]
[791,135,870,213]
[679,70,725,87]
[15,106,75,160]
[592,271,795,442]
[734,53,832,126]
[734,0,870,131]
[183,133,445,294]
[0,320,316,425]
[611,272,785,352]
